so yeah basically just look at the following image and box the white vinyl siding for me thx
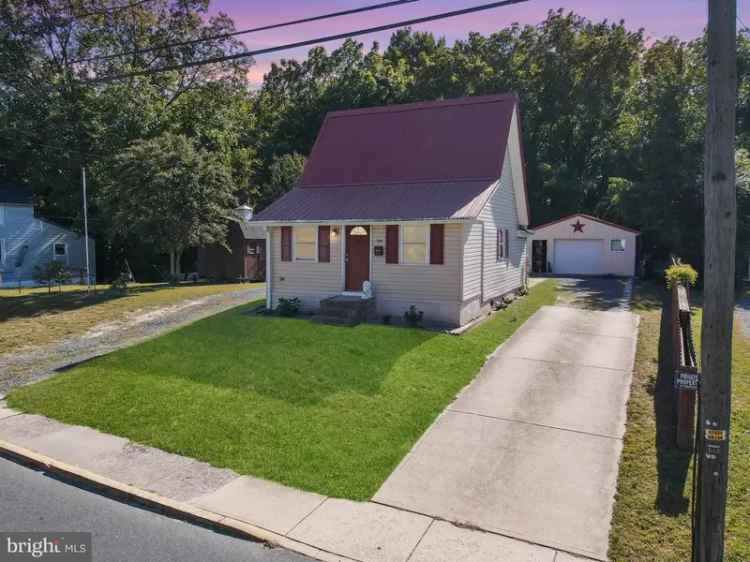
[270,225,341,309]
[461,146,525,310]
[462,221,483,300]
[372,222,461,325]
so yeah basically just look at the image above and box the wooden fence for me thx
[672,283,699,449]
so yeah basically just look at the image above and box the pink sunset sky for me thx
[207,1,748,86]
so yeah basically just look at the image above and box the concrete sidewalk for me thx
[0,402,593,562]
[374,306,639,560]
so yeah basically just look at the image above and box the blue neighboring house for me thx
[0,184,95,287]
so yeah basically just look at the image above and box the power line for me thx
[89,0,530,83]
[72,0,421,65]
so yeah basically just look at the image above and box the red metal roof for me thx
[253,180,496,223]
[254,94,525,223]
[299,94,518,187]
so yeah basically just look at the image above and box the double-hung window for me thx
[53,242,67,262]
[402,225,428,264]
[496,228,509,261]
[294,226,317,261]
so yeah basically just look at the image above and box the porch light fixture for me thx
[331,227,339,237]
[350,226,368,236]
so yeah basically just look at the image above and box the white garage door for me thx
[554,239,603,275]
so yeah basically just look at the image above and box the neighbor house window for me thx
[0,239,4,264]
[401,224,428,264]
[53,242,67,262]
[294,226,317,261]
[610,239,626,252]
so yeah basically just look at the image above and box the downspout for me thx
[265,226,272,309]
[479,220,485,304]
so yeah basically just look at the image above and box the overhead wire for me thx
[87,0,531,83]
[71,0,422,64]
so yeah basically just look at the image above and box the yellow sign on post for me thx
[705,429,727,442]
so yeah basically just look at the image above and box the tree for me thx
[256,153,306,210]
[0,0,252,226]
[33,261,71,294]
[98,134,236,277]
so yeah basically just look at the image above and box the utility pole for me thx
[81,166,91,292]
[695,1,737,560]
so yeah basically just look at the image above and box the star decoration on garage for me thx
[571,219,585,233]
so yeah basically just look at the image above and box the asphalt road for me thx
[0,457,312,562]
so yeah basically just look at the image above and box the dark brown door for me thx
[532,240,547,273]
[345,225,370,291]
[244,240,266,281]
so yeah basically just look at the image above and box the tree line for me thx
[1,1,748,279]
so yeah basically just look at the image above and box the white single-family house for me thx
[251,94,532,328]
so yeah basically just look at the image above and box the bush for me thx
[110,272,130,294]
[277,297,301,317]
[403,305,423,327]
[665,263,698,288]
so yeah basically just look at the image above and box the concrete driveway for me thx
[374,298,639,560]
[552,276,634,311]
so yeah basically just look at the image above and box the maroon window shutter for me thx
[281,226,292,262]
[318,226,331,262]
[429,224,444,265]
[385,225,399,264]
[505,229,510,259]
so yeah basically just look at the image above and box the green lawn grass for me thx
[609,282,750,561]
[7,281,557,500]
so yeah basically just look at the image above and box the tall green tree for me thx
[0,0,252,223]
[98,133,236,276]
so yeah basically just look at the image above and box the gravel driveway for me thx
[0,287,265,395]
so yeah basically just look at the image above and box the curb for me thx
[0,439,353,562]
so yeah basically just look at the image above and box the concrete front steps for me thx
[311,295,375,327]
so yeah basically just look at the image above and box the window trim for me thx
[52,241,68,264]
[610,239,626,252]
[293,225,318,262]
[496,228,505,261]
[399,224,430,265]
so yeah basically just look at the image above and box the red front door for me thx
[345,225,370,291]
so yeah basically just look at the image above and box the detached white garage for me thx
[530,214,639,276]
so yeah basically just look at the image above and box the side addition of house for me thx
[0,184,95,287]
[251,94,532,328]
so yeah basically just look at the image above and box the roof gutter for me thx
[517,225,534,238]
[250,217,476,227]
